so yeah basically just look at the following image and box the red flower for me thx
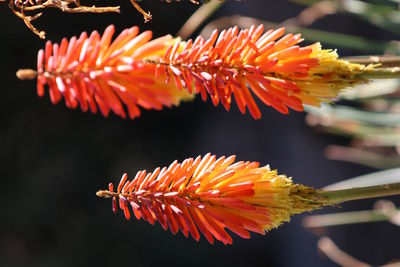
[97,153,328,244]
[18,25,370,119]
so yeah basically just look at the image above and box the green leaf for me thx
[324,167,400,190]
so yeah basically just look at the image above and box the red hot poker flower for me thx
[17,25,193,119]
[157,25,374,119]
[96,153,332,244]
[18,24,377,119]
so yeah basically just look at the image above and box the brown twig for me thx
[6,0,120,39]
[129,0,214,23]
[318,236,400,267]
[5,0,220,39]
[129,0,151,22]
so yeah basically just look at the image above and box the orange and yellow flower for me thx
[97,153,330,244]
[18,25,373,119]
[158,26,373,118]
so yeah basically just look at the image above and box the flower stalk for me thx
[18,66,400,82]
[96,154,400,244]
[318,182,400,204]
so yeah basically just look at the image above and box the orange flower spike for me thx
[18,24,374,119]
[97,153,333,244]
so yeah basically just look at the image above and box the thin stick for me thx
[345,56,400,68]
[7,0,120,39]
[318,237,370,267]
[177,0,225,39]
[324,145,400,170]
[21,1,120,13]
[303,210,392,228]
[129,0,151,22]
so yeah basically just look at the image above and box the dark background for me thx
[1,0,399,266]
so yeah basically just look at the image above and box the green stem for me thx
[319,182,400,204]
[358,67,400,79]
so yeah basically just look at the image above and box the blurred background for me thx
[0,0,400,266]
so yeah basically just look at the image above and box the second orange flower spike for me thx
[97,153,331,245]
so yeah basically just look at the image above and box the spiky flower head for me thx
[157,26,373,118]
[17,25,193,119]
[18,25,373,119]
[97,153,331,244]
